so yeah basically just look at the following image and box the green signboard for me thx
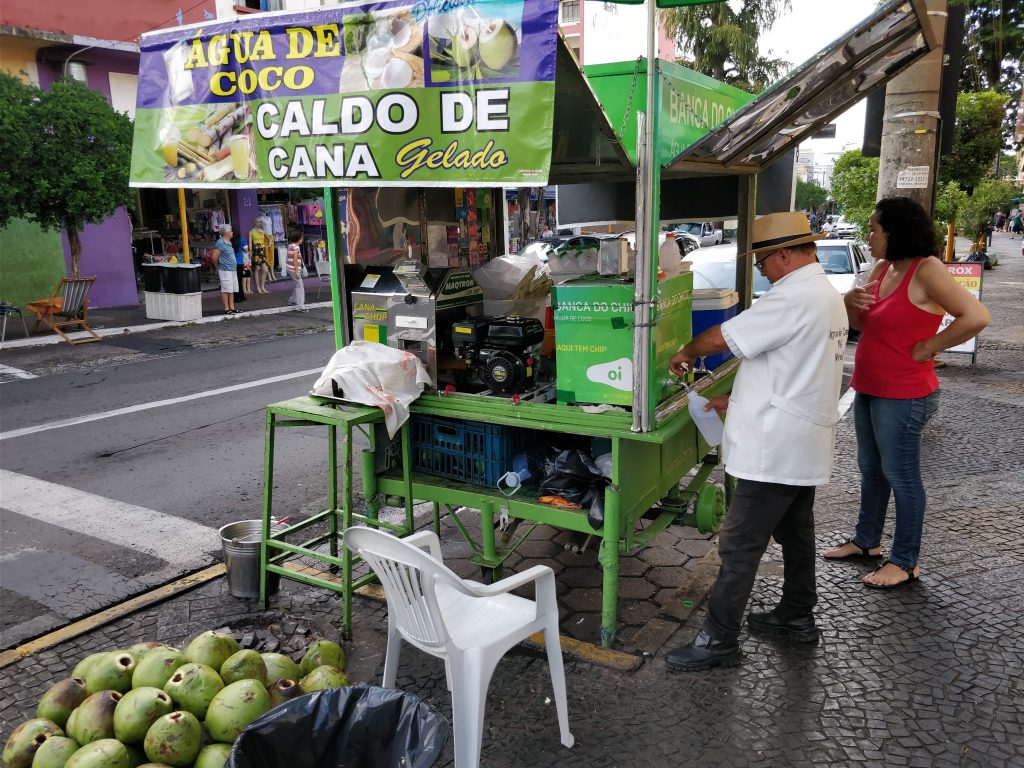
[584,59,754,167]
[130,0,558,188]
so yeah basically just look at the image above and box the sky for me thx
[757,0,880,167]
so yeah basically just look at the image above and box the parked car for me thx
[816,240,872,293]
[683,244,772,299]
[831,216,858,239]
[682,241,871,299]
[674,222,722,247]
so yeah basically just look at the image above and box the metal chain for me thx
[618,56,644,141]
[660,72,712,132]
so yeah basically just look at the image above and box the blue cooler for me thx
[692,288,739,370]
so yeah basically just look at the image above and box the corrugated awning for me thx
[664,0,937,177]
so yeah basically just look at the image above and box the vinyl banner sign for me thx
[130,0,558,188]
[941,262,983,354]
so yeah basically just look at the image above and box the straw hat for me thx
[741,211,825,257]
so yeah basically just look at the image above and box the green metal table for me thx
[370,366,737,647]
[258,397,416,638]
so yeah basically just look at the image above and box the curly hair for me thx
[874,197,939,261]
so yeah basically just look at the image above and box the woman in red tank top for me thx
[822,198,990,588]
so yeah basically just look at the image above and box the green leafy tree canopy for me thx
[958,179,1016,239]
[939,90,1008,191]
[953,0,1022,150]
[0,72,38,229]
[829,149,879,240]
[795,178,828,211]
[662,0,791,93]
[22,78,134,276]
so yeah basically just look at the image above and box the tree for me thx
[933,180,968,251]
[953,0,1023,149]
[662,1,791,93]
[828,150,879,239]
[958,179,1016,240]
[795,178,827,211]
[23,78,134,276]
[939,91,1008,192]
[0,72,38,228]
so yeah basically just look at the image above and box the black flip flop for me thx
[863,560,919,589]
[822,540,882,561]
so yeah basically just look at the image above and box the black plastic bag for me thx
[540,449,609,529]
[227,686,449,768]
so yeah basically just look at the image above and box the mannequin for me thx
[249,219,275,293]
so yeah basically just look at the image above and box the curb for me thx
[0,302,333,351]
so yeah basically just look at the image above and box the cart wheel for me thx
[695,483,725,534]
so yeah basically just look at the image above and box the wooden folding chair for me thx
[27,277,102,345]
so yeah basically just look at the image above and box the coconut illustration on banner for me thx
[428,5,522,83]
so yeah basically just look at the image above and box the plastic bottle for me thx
[688,393,724,446]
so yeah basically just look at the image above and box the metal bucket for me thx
[219,520,277,599]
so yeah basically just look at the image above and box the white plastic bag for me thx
[311,341,432,437]
[473,254,549,299]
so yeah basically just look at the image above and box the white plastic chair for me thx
[314,259,331,299]
[344,527,574,768]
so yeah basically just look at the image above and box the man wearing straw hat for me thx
[665,211,849,672]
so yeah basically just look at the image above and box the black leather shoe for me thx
[665,629,742,672]
[747,609,819,644]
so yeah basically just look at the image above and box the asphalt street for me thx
[0,326,354,646]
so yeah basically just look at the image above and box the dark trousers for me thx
[704,479,817,642]
[235,265,247,302]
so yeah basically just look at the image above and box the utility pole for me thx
[876,0,948,212]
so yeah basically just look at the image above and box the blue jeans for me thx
[852,390,939,569]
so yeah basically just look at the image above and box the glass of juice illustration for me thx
[160,127,180,167]
[229,135,250,179]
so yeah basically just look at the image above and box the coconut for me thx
[68,691,121,745]
[266,679,301,708]
[113,688,174,744]
[37,679,88,729]
[83,653,136,695]
[181,631,238,671]
[204,680,271,744]
[29,735,79,768]
[2,719,63,768]
[477,19,517,70]
[162,663,223,720]
[131,648,184,691]
[299,640,346,676]
[450,24,478,69]
[64,740,129,768]
[219,650,267,687]
[298,665,350,694]
[143,712,202,768]
[260,653,300,685]
[192,744,231,768]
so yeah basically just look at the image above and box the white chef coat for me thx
[719,262,848,486]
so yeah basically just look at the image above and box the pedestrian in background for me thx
[1011,209,1023,239]
[823,197,990,588]
[231,230,249,304]
[286,226,307,312]
[664,212,848,671]
[215,224,238,315]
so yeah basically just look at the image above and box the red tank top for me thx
[851,257,944,398]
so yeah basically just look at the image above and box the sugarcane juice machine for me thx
[350,260,483,386]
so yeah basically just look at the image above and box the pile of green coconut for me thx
[3,630,348,768]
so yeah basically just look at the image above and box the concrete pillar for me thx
[876,0,948,212]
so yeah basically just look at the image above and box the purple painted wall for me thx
[37,48,140,307]
[232,191,260,246]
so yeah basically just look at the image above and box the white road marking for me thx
[0,470,218,568]
[838,387,856,420]
[0,368,322,442]
[0,364,37,380]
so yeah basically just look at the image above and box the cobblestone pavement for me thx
[2,234,1022,766]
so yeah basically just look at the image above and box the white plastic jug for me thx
[688,393,724,447]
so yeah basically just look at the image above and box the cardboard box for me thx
[553,273,692,406]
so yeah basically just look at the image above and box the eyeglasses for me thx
[754,250,783,273]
